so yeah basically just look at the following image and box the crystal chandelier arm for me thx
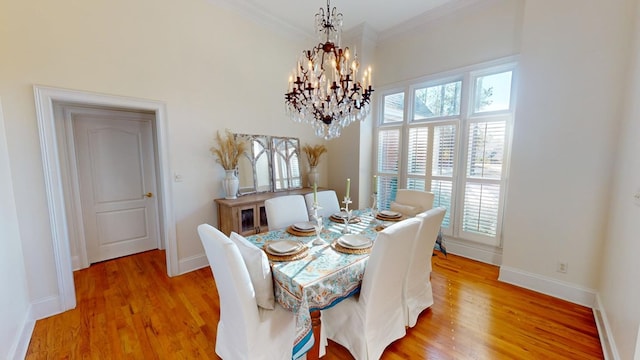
[284,0,373,139]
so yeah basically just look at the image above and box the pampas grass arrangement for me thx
[302,144,327,167]
[210,130,248,170]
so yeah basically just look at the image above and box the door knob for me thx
[144,192,153,198]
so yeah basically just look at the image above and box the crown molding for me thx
[344,23,380,47]
[377,0,485,43]
[207,0,312,41]
[208,0,485,46]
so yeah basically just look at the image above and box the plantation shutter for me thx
[406,127,429,190]
[431,124,457,231]
[460,119,506,243]
[376,128,400,210]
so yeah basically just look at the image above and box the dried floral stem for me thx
[302,144,327,167]
[210,129,248,170]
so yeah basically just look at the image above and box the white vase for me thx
[308,166,320,187]
[223,169,239,199]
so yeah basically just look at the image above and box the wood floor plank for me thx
[26,250,603,359]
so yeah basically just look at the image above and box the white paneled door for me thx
[73,111,159,263]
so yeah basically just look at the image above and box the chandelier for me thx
[284,0,374,140]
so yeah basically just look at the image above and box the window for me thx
[374,61,516,247]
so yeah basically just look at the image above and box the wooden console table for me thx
[215,188,315,236]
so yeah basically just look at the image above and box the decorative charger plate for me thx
[329,212,361,224]
[379,210,402,218]
[263,240,309,261]
[266,240,303,255]
[376,210,403,222]
[337,234,373,249]
[293,222,315,231]
[332,239,372,255]
[286,225,316,237]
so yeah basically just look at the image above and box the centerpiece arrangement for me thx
[210,129,248,199]
[302,143,327,187]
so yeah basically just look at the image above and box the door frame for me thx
[58,105,161,269]
[34,85,177,313]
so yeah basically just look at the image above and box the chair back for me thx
[304,190,341,218]
[414,207,446,273]
[390,189,434,216]
[403,208,446,327]
[360,217,421,316]
[197,224,259,357]
[264,195,309,230]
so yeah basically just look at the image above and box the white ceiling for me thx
[211,0,482,40]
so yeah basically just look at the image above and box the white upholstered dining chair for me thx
[404,207,446,327]
[304,190,341,218]
[264,194,309,230]
[197,224,295,360]
[390,189,434,217]
[321,217,422,360]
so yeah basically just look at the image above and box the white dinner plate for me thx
[379,210,401,218]
[292,222,315,231]
[267,240,303,255]
[338,234,373,249]
[332,211,349,219]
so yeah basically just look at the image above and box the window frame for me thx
[373,57,517,247]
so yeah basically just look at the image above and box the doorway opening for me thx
[34,86,177,315]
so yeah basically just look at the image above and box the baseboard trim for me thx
[444,237,502,265]
[10,308,35,360]
[498,265,596,307]
[72,255,82,271]
[593,294,620,360]
[178,253,208,275]
[29,295,64,320]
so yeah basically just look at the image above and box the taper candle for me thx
[346,178,351,199]
[373,175,378,193]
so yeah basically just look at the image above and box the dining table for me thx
[245,208,399,360]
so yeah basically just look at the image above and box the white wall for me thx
[501,0,633,296]
[0,0,316,312]
[374,0,524,86]
[0,99,32,359]
[598,1,640,358]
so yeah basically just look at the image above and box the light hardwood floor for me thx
[26,250,603,359]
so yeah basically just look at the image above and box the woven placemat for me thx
[329,215,361,224]
[375,214,403,222]
[286,226,316,237]
[331,239,372,255]
[263,241,309,262]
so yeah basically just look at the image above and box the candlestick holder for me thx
[371,193,380,227]
[311,202,324,245]
[370,193,378,213]
[341,197,353,234]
